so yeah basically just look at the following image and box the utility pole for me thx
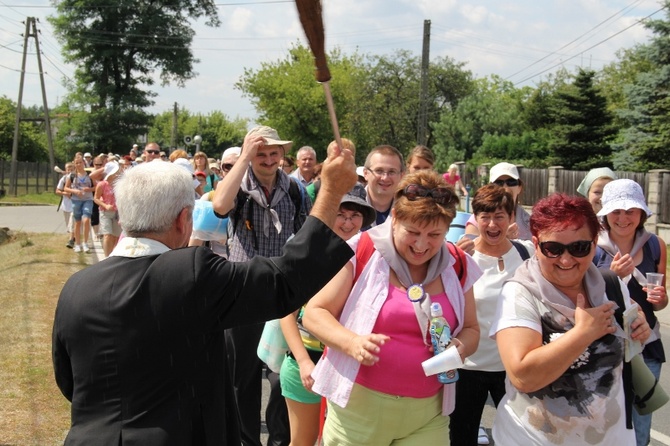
[10,17,56,195]
[171,102,178,150]
[417,19,431,146]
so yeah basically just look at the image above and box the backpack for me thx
[510,240,530,261]
[354,231,468,287]
[226,177,306,250]
[69,171,93,189]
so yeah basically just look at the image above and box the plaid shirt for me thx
[227,168,311,261]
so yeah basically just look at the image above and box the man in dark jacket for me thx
[52,136,357,445]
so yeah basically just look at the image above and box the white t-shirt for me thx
[57,175,73,213]
[464,240,534,371]
[490,281,634,445]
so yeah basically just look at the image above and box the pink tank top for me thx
[355,284,458,398]
[98,180,117,211]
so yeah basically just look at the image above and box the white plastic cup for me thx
[647,272,664,288]
[421,346,463,377]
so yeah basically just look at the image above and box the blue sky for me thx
[0,0,665,123]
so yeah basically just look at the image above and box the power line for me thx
[505,0,647,81]
[513,5,667,85]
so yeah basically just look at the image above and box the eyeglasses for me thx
[493,178,520,187]
[401,184,455,206]
[146,150,160,155]
[336,212,363,223]
[368,168,400,178]
[222,163,234,172]
[539,240,594,258]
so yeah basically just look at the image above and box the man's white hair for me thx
[115,161,195,236]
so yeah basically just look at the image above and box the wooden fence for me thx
[460,164,670,225]
[0,159,59,196]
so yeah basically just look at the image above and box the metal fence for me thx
[0,159,58,196]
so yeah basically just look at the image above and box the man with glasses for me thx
[144,142,162,162]
[362,145,405,229]
[220,146,241,179]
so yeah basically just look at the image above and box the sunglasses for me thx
[539,240,594,258]
[401,184,455,206]
[222,163,234,172]
[146,150,160,155]
[493,178,520,187]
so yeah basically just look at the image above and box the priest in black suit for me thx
[52,135,358,446]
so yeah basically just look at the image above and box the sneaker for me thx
[83,244,91,253]
[73,245,82,253]
[66,239,75,249]
[478,426,490,445]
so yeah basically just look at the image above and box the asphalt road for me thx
[3,205,670,445]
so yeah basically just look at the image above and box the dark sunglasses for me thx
[222,163,234,172]
[146,150,160,155]
[539,240,593,258]
[493,178,520,187]
[402,184,455,206]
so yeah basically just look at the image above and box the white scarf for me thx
[598,228,652,286]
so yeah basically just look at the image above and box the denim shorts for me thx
[72,199,93,221]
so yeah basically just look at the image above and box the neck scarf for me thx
[239,168,291,237]
[509,256,623,339]
[367,218,452,341]
[598,228,652,285]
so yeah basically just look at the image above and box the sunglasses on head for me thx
[402,184,455,206]
[493,178,520,187]
[146,150,160,155]
[222,163,234,172]
[539,240,593,258]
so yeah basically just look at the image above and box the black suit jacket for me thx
[52,217,352,445]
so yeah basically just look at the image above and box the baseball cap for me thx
[489,162,520,182]
[103,161,120,180]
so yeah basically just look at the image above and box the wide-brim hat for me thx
[246,126,293,151]
[103,161,120,181]
[597,179,652,217]
[340,183,376,228]
[489,162,520,182]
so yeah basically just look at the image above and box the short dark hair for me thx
[472,184,515,216]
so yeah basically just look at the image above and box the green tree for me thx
[48,0,220,152]
[614,1,670,170]
[431,76,527,169]
[0,96,49,161]
[236,45,473,164]
[548,68,616,170]
[237,44,365,161]
[148,108,247,155]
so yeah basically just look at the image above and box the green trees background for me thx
[4,0,670,171]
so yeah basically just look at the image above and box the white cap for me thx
[221,146,241,160]
[84,152,92,158]
[489,162,519,182]
[356,166,365,177]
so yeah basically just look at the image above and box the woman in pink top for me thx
[93,162,121,257]
[304,170,481,445]
[443,164,468,196]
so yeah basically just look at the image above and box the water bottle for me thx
[429,302,459,384]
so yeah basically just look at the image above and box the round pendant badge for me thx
[406,284,425,302]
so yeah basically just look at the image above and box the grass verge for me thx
[0,232,89,445]
[0,192,60,206]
